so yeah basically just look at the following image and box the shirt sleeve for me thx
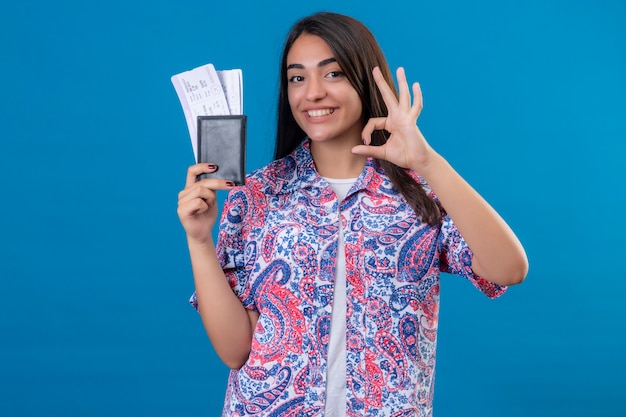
[189,187,258,311]
[438,214,507,299]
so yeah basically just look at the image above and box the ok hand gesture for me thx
[352,66,435,172]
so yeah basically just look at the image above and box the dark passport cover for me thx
[197,115,247,185]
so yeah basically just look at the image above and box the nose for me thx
[305,76,326,101]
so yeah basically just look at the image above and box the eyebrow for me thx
[286,57,337,70]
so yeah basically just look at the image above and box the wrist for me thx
[409,146,442,177]
[187,234,215,253]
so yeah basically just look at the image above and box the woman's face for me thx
[286,34,363,146]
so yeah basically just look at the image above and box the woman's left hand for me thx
[352,66,434,171]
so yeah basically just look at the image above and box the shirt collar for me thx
[265,138,404,202]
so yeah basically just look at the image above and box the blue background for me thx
[1,0,624,416]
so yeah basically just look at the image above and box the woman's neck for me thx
[310,139,367,179]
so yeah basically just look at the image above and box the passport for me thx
[197,115,247,185]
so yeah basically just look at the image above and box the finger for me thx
[372,66,398,110]
[411,82,424,119]
[396,67,411,109]
[178,185,220,218]
[195,178,237,191]
[178,184,217,206]
[351,143,387,160]
[361,117,388,145]
[185,163,218,188]
[177,197,210,218]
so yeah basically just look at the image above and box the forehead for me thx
[286,34,335,67]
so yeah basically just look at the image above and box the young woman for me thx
[177,11,528,417]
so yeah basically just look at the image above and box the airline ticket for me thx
[171,64,243,160]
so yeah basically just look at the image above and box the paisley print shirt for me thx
[191,139,506,416]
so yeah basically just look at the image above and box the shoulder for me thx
[222,154,299,208]
[405,168,429,187]
[244,142,313,195]
[405,168,437,198]
[367,162,431,199]
[244,156,297,194]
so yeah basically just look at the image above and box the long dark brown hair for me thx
[275,12,442,225]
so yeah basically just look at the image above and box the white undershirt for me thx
[322,177,356,417]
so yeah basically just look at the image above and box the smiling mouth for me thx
[307,109,334,118]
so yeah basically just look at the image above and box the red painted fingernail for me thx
[226,181,235,187]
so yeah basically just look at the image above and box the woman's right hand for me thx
[177,163,235,244]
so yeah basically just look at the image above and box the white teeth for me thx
[307,109,334,117]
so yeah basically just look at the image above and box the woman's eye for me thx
[289,75,304,83]
[327,71,344,79]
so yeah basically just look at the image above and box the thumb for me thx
[351,144,386,160]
